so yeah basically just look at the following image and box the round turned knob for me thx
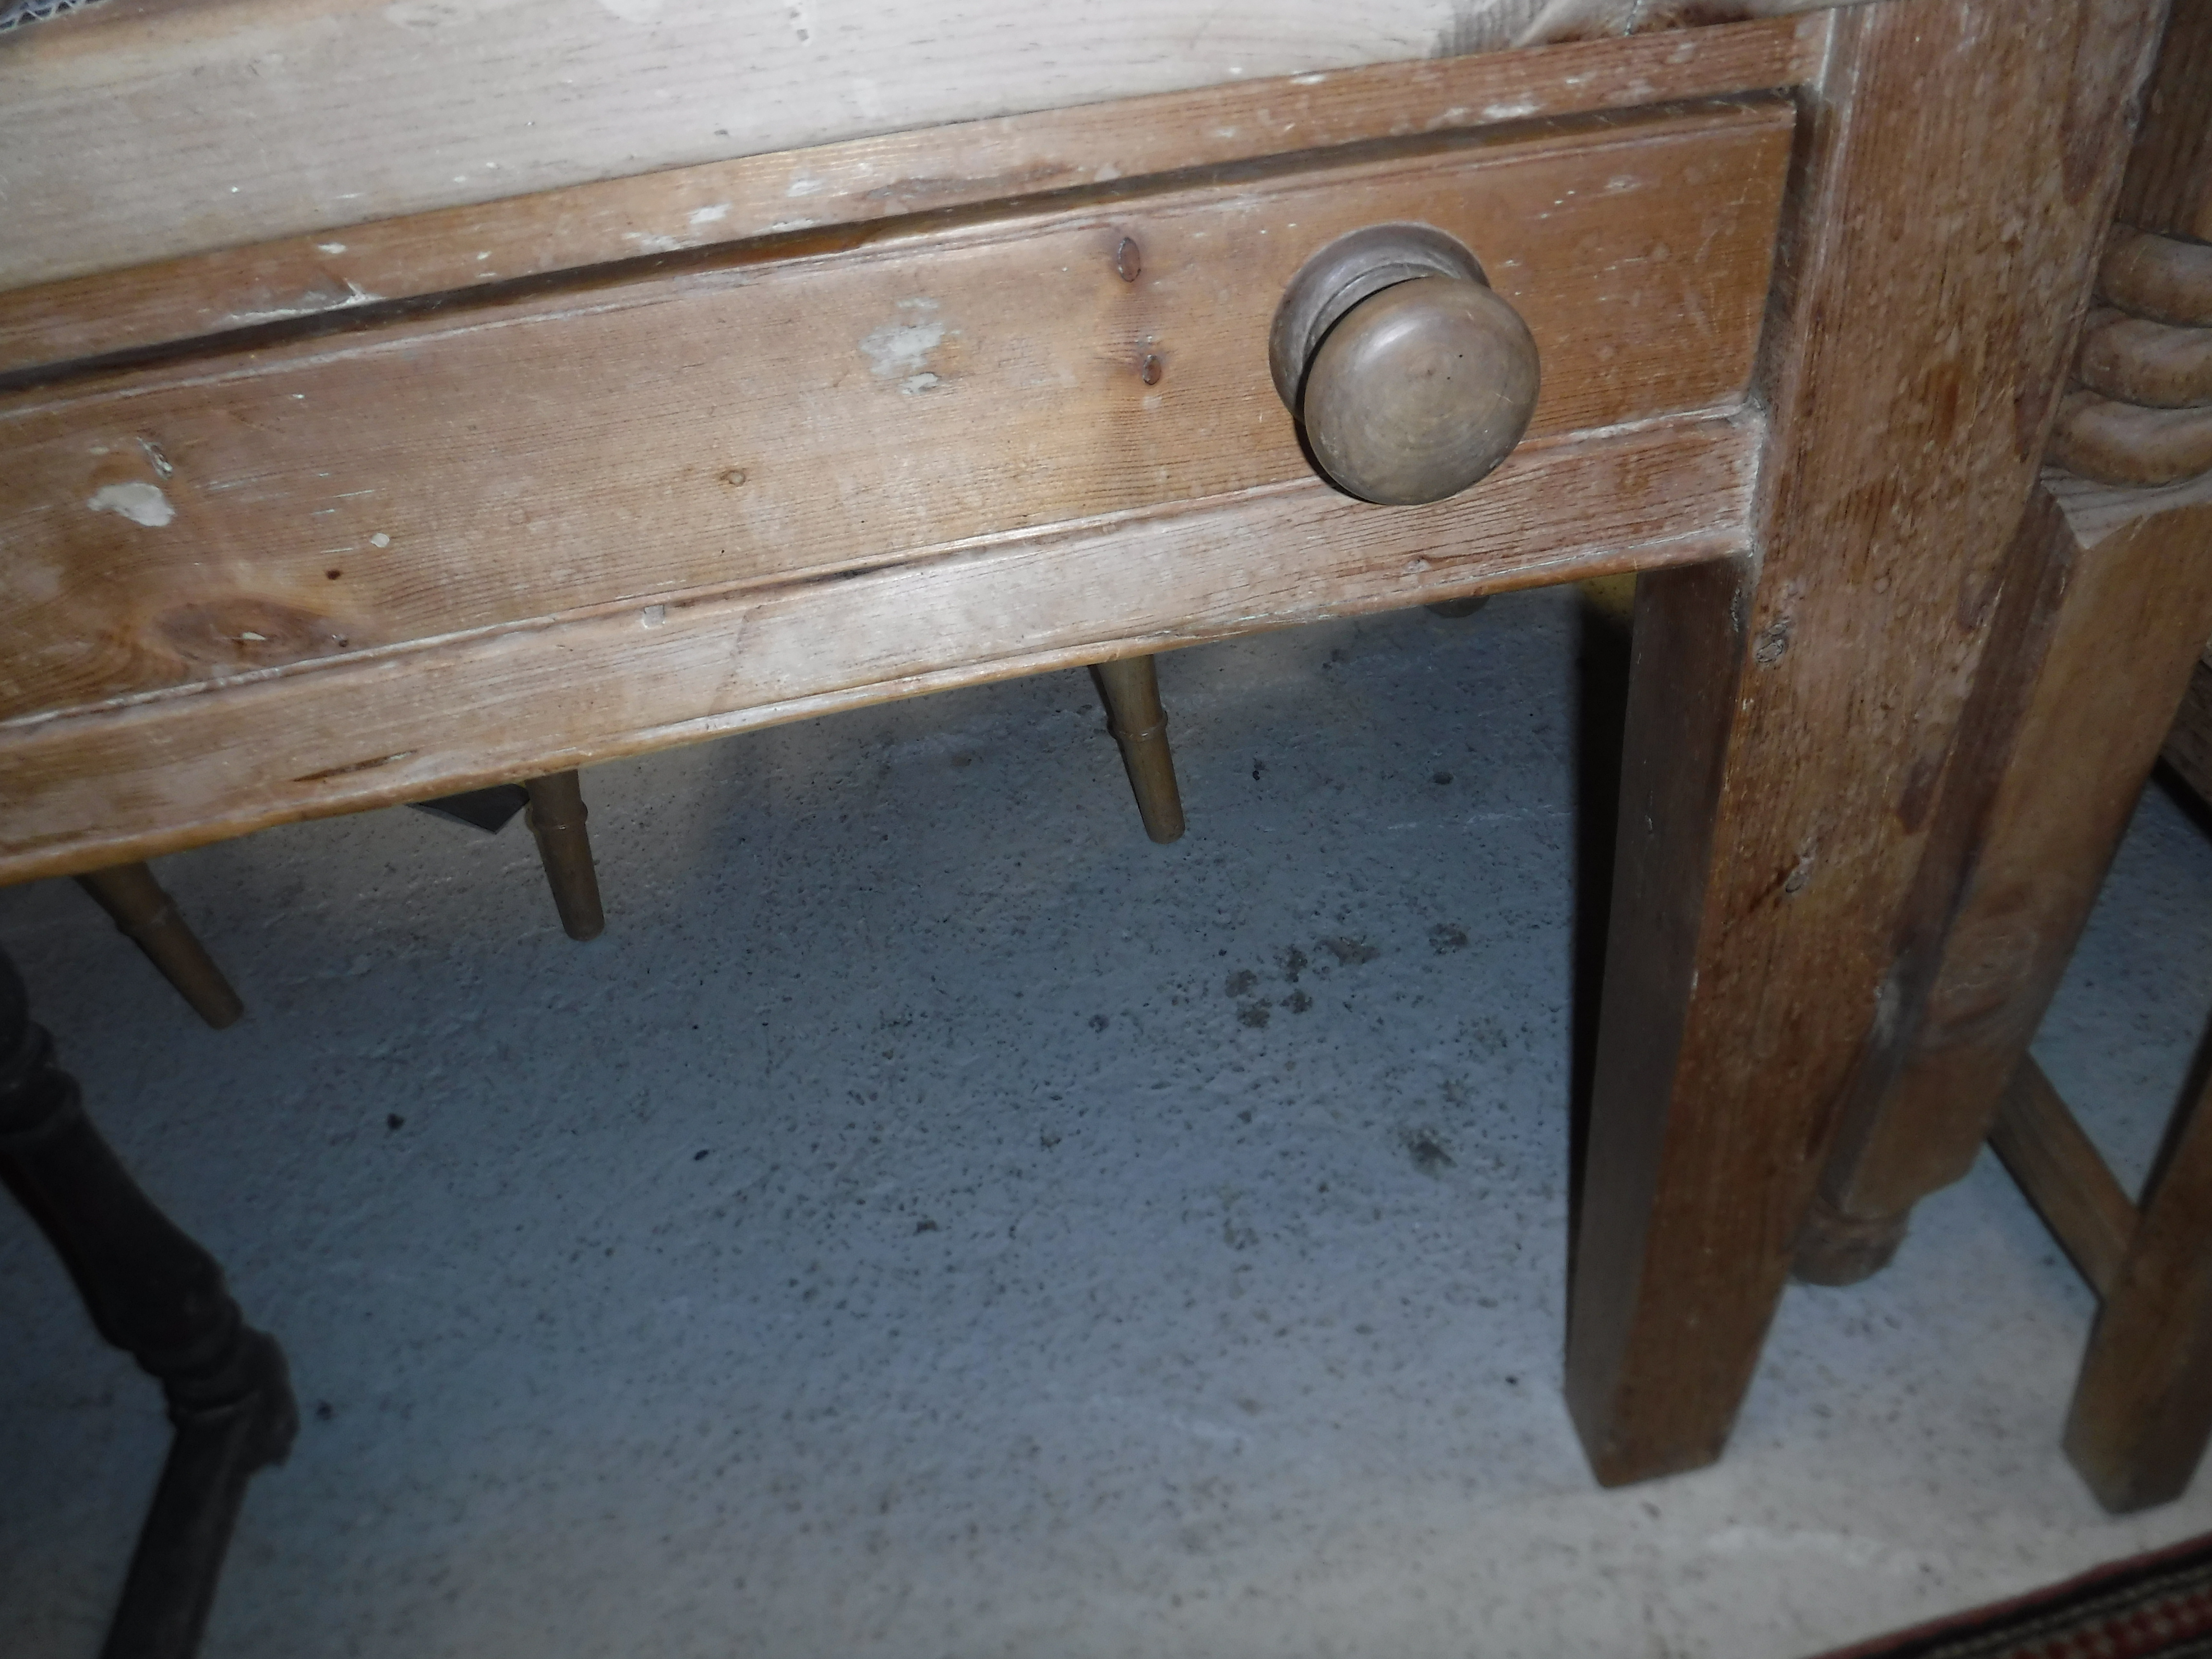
[1269,225,1540,506]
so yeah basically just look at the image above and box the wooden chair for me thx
[1793,0,2212,1512]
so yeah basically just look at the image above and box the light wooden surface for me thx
[1564,0,2164,1485]
[2077,306,2212,406]
[0,99,1791,724]
[0,0,1851,300]
[1797,468,2212,1281]
[2100,228,2212,325]
[0,414,1755,885]
[0,18,1824,380]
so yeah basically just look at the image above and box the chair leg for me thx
[73,864,244,1030]
[2063,1062,2212,1513]
[0,949,296,1659]
[522,770,605,941]
[1091,656,1185,845]
[1794,477,2212,1286]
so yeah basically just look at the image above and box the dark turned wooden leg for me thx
[74,863,244,1031]
[1091,656,1185,845]
[522,769,605,941]
[0,949,296,1659]
[1564,0,2159,1487]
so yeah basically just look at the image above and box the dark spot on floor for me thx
[1225,968,1258,997]
[914,1218,939,1234]
[315,1401,335,1422]
[1402,1129,1455,1173]
[694,1149,711,1161]
[1039,1130,1061,1149]
[1089,1013,1109,1031]
[1286,989,1313,1014]
[1432,770,1453,785]
[1251,757,1266,781]
[1430,923,1469,954]
[1321,936,1379,966]
[1238,1000,1273,1028]
[1279,945,1308,982]
[385,1114,405,1132]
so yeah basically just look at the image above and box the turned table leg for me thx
[1092,656,1186,845]
[522,769,605,941]
[74,863,244,1030]
[1565,0,2159,1485]
[0,949,295,1659]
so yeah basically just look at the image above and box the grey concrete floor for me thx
[4,583,2211,1658]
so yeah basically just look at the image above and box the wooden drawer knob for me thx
[1269,224,1540,506]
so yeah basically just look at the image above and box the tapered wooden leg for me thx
[1796,475,2212,1285]
[1565,0,2160,1487]
[2064,1062,2212,1512]
[0,948,296,1659]
[522,770,605,941]
[1091,656,1185,845]
[73,863,244,1030]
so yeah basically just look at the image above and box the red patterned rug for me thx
[1812,1533,2212,1658]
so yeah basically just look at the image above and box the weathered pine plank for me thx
[0,2,1833,312]
[0,413,1756,884]
[0,102,1792,722]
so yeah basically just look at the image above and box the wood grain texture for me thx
[0,0,1851,305]
[1990,1058,2137,1299]
[0,16,1827,379]
[1797,471,2212,1273]
[2160,651,2212,806]
[2048,387,2212,484]
[0,414,1754,885]
[1563,0,2164,1486]
[2077,307,2212,407]
[2101,228,2212,326]
[0,102,1791,725]
[2067,1058,2212,1511]
[2114,0,2212,240]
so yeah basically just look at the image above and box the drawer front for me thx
[0,99,1790,723]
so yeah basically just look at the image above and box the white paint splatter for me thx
[687,202,731,227]
[87,482,174,528]
[860,300,950,394]
[370,532,392,548]
[641,604,667,628]
[317,242,348,254]
[1482,99,1540,120]
[622,230,686,254]
[785,177,830,198]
